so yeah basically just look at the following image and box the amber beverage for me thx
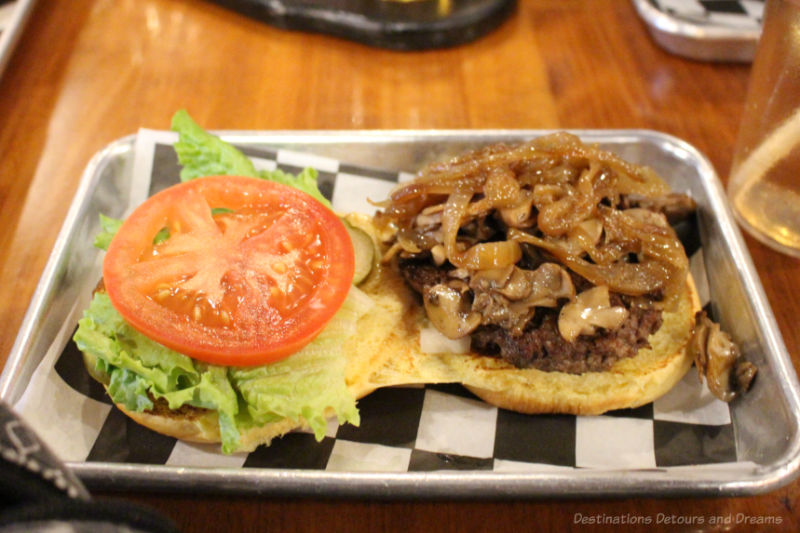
[728,0,800,256]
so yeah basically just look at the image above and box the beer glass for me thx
[727,0,800,257]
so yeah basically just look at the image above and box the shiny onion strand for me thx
[375,132,689,305]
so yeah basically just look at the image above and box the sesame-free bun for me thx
[351,216,702,416]
[81,323,391,453]
[78,218,413,452]
[82,348,304,451]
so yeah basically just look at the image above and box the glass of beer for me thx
[727,0,800,257]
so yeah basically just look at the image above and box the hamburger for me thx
[74,114,755,454]
[359,132,755,414]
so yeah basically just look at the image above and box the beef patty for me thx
[397,257,663,374]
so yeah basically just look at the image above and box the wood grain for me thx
[0,0,797,531]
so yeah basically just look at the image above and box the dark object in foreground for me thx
[208,0,518,51]
[0,400,179,532]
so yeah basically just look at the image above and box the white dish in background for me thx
[633,0,763,62]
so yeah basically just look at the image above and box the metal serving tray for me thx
[633,0,762,62]
[2,130,799,498]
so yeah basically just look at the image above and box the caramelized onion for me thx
[499,189,535,228]
[484,166,521,207]
[441,189,472,263]
[457,241,522,270]
[508,228,671,297]
[378,132,693,341]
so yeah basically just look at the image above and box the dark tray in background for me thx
[208,0,517,50]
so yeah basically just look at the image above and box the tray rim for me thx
[3,128,799,499]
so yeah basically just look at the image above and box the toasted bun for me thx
[350,215,702,416]
[357,261,700,415]
[80,228,408,451]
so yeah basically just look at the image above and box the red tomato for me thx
[102,175,355,366]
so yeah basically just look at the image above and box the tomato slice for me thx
[102,175,355,366]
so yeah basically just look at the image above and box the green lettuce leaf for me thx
[170,109,332,208]
[94,215,168,251]
[230,286,370,440]
[171,109,259,181]
[73,292,241,450]
[255,167,330,208]
[96,111,332,248]
[73,288,372,453]
[106,368,155,412]
[94,214,124,251]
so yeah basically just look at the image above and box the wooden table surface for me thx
[1,0,798,531]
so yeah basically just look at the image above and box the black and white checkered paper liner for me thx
[14,129,748,474]
[647,0,763,29]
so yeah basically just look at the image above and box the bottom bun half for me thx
[78,261,412,451]
[83,341,387,452]
[356,258,702,417]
